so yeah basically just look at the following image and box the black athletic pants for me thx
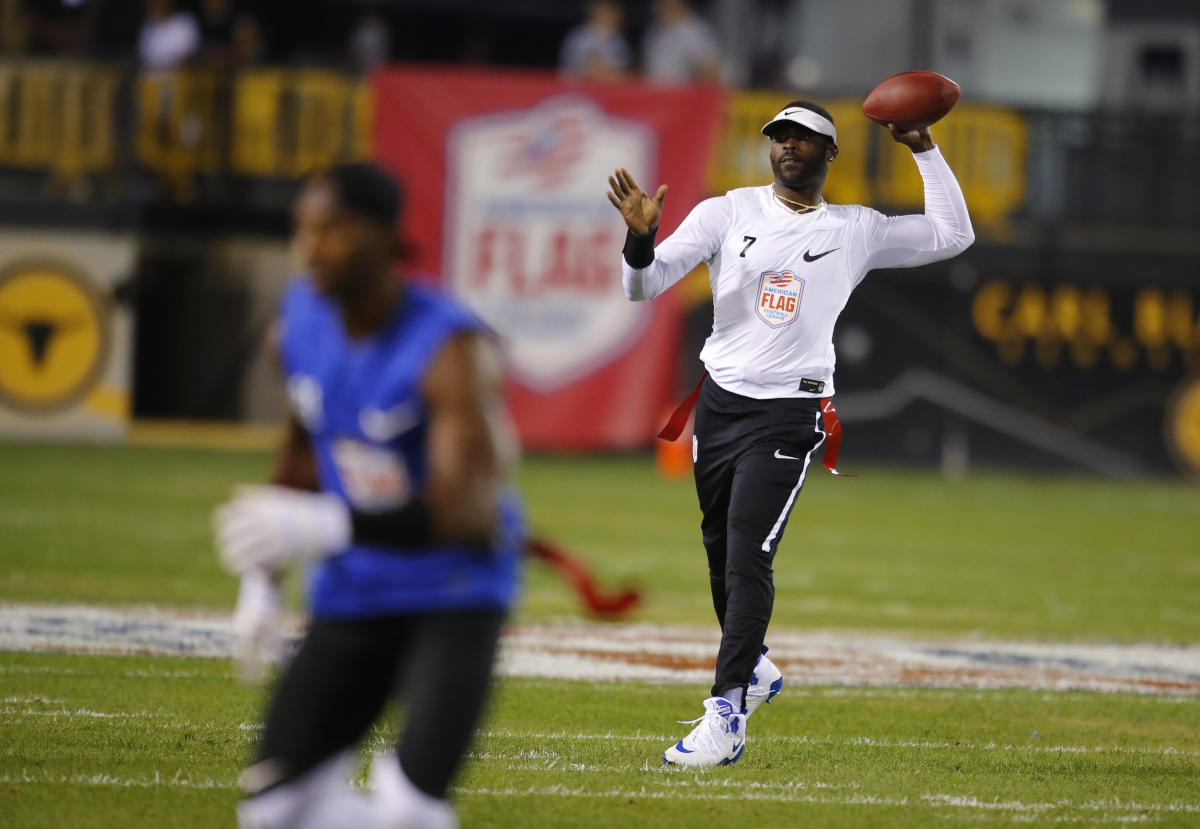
[255,609,506,800]
[693,376,825,701]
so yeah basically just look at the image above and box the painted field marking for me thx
[475,759,859,788]
[2,769,1191,823]
[921,793,1200,815]
[0,663,211,680]
[458,784,911,805]
[3,699,1195,761]
[2,695,65,704]
[0,770,235,789]
[0,705,169,720]
[3,603,1200,696]
[477,731,1200,759]
[453,785,1198,821]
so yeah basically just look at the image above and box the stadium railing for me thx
[0,59,120,191]
[1,58,1198,236]
[0,60,369,201]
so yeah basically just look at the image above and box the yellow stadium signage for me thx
[971,280,1200,372]
[1167,377,1200,474]
[0,262,110,412]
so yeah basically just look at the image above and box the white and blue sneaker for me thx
[662,697,747,767]
[745,646,783,716]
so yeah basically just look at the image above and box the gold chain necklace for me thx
[772,186,825,213]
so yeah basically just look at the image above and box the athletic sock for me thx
[371,753,458,829]
[295,787,382,829]
[722,687,744,710]
[238,751,357,829]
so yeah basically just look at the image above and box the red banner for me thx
[373,66,724,449]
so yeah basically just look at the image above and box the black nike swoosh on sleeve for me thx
[802,248,840,262]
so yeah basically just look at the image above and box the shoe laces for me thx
[677,707,734,754]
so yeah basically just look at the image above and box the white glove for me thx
[214,484,352,575]
[231,567,285,684]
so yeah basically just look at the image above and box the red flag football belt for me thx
[658,373,850,476]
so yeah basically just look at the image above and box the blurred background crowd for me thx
[0,0,1198,477]
[2,0,1196,205]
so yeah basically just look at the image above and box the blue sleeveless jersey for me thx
[279,278,523,620]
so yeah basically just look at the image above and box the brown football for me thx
[862,71,961,131]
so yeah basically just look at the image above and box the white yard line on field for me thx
[7,706,1193,760]
[475,759,860,786]
[0,663,211,679]
[0,770,235,789]
[1,695,64,704]
[453,785,1194,821]
[458,784,911,805]
[2,602,1200,695]
[0,769,1188,822]
[921,794,1200,815]
[475,730,1200,759]
[0,706,167,720]
[5,697,1195,763]
[998,818,1152,825]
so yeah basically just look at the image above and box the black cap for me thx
[322,163,402,226]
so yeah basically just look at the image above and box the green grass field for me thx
[1,442,1198,827]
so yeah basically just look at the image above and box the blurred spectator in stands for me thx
[196,0,260,199]
[138,0,199,70]
[137,0,203,202]
[643,0,721,84]
[22,0,95,56]
[229,12,263,65]
[3,0,29,53]
[348,7,392,75]
[199,0,235,64]
[559,0,630,80]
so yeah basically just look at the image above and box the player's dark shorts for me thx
[693,376,825,699]
[252,609,506,800]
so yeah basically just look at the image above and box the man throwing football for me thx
[607,101,974,767]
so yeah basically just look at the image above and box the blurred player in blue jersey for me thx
[213,163,524,829]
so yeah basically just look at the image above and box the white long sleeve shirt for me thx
[622,146,974,398]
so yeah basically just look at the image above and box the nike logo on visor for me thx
[803,248,839,262]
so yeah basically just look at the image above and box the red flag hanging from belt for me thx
[656,374,705,443]
[658,373,851,476]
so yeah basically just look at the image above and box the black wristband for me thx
[350,499,433,549]
[622,226,658,269]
